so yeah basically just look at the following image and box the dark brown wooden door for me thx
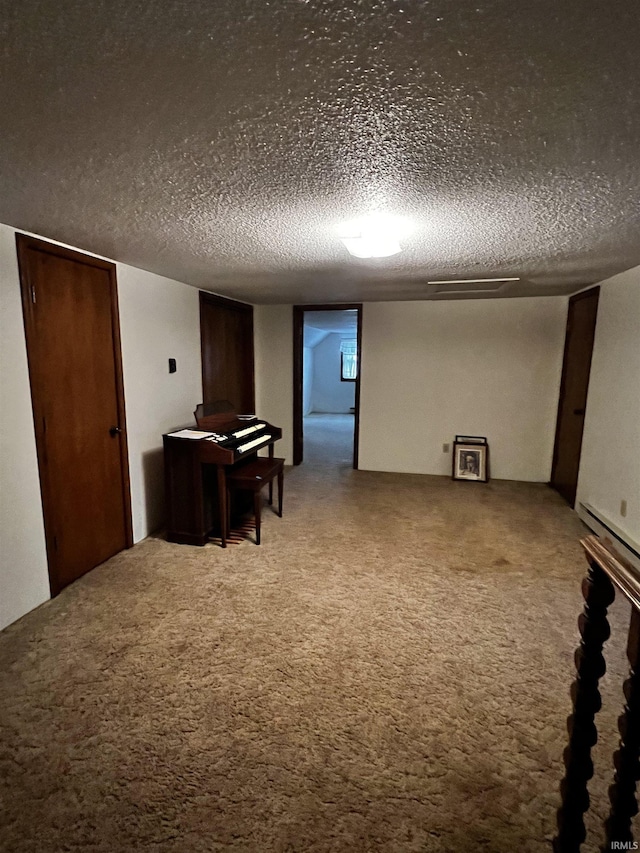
[17,235,132,596]
[200,292,254,412]
[551,287,600,506]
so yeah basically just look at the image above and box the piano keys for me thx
[163,407,282,548]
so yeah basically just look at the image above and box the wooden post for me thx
[554,558,616,853]
[602,607,640,850]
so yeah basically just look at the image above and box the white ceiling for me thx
[1,1,639,304]
[304,310,358,336]
[303,309,357,347]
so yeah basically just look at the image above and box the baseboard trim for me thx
[577,502,640,572]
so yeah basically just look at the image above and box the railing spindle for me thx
[554,559,615,853]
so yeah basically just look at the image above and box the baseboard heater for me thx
[577,502,640,573]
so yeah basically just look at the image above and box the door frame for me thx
[293,303,363,468]
[16,234,133,595]
[550,285,600,505]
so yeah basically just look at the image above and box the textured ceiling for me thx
[1,0,639,304]
[304,310,357,347]
[305,310,358,336]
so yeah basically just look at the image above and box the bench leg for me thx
[217,465,227,548]
[277,468,283,518]
[268,480,273,506]
[254,491,261,545]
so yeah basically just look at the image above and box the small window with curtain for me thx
[340,339,358,382]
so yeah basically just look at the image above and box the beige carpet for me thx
[303,413,354,467]
[0,448,637,852]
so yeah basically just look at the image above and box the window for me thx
[340,339,358,381]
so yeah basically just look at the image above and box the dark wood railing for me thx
[554,535,640,852]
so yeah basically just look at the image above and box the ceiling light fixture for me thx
[427,277,520,284]
[338,213,413,259]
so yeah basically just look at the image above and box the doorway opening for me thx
[293,305,362,469]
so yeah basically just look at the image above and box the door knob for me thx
[109,426,122,436]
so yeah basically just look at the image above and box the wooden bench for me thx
[226,457,284,545]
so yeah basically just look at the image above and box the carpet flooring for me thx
[303,414,354,468]
[1,433,637,852]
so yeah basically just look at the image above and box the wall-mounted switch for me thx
[168,358,177,373]
[620,499,627,518]
[443,443,450,453]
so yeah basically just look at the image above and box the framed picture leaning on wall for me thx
[454,435,487,445]
[452,438,489,482]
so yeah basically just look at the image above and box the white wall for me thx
[303,346,314,415]
[253,296,567,482]
[0,224,50,629]
[359,297,567,480]
[117,266,202,543]
[576,267,640,545]
[254,305,293,464]
[0,223,202,629]
[311,333,356,413]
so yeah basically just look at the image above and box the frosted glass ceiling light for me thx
[340,235,401,258]
[337,213,413,259]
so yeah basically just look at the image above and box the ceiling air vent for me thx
[430,282,505,295]
[426,277,518,296]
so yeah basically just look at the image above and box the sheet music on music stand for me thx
[167,429,215,440]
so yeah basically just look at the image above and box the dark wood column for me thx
[602,607,640,850]
[554,536,640,853]
[554,559,615,852]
